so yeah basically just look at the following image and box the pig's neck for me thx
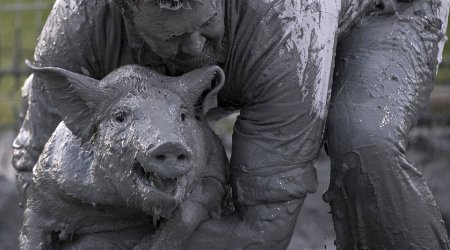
[72,146,124,205]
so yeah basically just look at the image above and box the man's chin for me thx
[162,57,219,75]
[161,45,226,75]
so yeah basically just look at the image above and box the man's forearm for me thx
[12,74,61,171]
[186,198,305,250]
[12,74,61,203]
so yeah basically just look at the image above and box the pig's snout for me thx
[145,141,193,178]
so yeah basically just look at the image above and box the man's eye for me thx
[157,33,183,41]
[169,33,182,38]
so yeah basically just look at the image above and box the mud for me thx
[1,114,450,249]
[20,64,229,249]
[9,0,450,248]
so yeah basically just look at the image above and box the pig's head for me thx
[27,61,224,218]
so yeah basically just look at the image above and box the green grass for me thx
[0,0,52,128]
[437,37,450,83]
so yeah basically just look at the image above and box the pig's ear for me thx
[201,66,225,116]
[174,66,225,116]
[26,60,103,143]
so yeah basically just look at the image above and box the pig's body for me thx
[21,65,229,249]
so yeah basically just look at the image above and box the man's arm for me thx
[186,199,304,249]
[13,0,82,199]
[12,73,61,202]
[188,0,342,248]
[12,0,124,200]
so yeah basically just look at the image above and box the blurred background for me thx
[0,0,449,249]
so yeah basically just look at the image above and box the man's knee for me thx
[328,104,403,159]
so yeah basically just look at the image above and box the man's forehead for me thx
[129,0,220,34]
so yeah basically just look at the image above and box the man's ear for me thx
[26,60,103,143]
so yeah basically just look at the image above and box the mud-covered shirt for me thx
[20,0,406,205]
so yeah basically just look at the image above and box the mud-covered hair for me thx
[155,0,192,10]
[117,0,193,11]
[116,0,197,37]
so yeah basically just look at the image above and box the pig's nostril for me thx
[155,155,166,161]
[177,154,186,161]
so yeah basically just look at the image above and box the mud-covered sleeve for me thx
[12,0,126,173]
[222,0,341,205]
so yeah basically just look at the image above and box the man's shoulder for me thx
[48,0,121,35]
[226,0,284,38]
[54,0,116,10]
[52,0,119,22]
[229,0,282,17]
[36,0,129,77]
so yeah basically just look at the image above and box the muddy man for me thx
[12,0,450,249]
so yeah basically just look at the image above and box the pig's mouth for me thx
[133,159,185,199]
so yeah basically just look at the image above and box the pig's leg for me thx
[134,178,223,250]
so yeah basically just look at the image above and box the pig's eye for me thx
[114,112,127,123]
[180,113,187,122]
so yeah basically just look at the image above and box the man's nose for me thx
[181,31,206,56]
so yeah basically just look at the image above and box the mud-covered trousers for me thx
[323,1,450,249]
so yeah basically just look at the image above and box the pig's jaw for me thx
[132,158,187,201]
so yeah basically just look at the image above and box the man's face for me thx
[130,0,225,73]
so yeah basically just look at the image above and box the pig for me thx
[20,62,230,250]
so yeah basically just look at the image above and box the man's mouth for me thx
[162,45,225,74]
[133,159,180,196]
[164,56,215,72]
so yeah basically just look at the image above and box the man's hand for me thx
[12,140,37,207]
[15,171,33,207]
[186,198,305,250]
